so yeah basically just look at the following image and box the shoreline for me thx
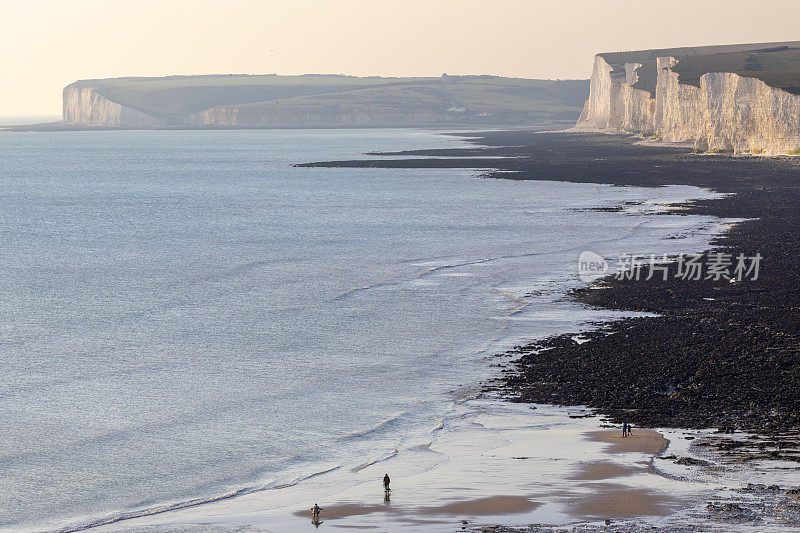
[89,403,714,533]
[90,403,800,532]
[44,177,727,532]
[293,129,800,529]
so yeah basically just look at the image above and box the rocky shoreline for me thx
[299,130,800,438]
[299,129,800,530]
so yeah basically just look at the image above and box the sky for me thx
[2,0,800,116]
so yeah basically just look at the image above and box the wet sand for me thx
[563,430,681,521]
[108,402,698,532]
[294,495,542,519]
[568,461,643,481]
[104,402,800,533]
[587,429,669,455]
[282,424,682,527]
[418,496,542,516]
[570,483,684,520]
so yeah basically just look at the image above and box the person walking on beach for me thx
[626,422,633,437]
[622,421,628,437]
[383,473,391,493]
[311,504,323,528]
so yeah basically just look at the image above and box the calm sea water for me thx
[0,116,60,126]
[0,129,726,531]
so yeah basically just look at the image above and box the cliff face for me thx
[62,85,162,127]
[659,58,800,153]
[577,57,657,135]
[576,47,800,154]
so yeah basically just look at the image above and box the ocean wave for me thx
[53,464,344,533]
[351,448,398,473]
[490,286,529,316]
[335,412,406,443]
[329,280,399,301]
[267,465,342,490]
[54,486,255,533]
[329,219,653,302]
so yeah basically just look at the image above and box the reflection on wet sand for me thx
[568,483,684,520]
[568,461,643,481]
[587,429,669,454]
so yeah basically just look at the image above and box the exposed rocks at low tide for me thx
[473,482,800,531]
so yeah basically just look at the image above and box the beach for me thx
[99,402,800,532]
[87,403,715,531]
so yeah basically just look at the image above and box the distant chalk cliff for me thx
[575,42,800,154]
[63,85,161,127]
[60,75,588,129]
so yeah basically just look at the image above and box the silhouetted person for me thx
[383,473,390,493]
[312,503,322,517]
[622,421,628,437]
[627,422,633,437]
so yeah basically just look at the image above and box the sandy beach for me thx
[587,429,668,455]
[97,400,800,532]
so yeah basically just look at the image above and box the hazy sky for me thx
[3,0,800,116]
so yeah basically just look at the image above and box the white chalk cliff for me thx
[575,43,800,155]
[63,85,161,127]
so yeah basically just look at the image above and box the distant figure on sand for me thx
[627,422,633,436]
[383,473,391,493]
[622,421,628,437]
[312,503,322,517]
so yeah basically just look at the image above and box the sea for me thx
[0,129,730,532]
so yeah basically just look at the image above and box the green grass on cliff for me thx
[672,47,800,94]
[599,41,800,96]
[68,74,588,124]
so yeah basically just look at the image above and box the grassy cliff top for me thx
[672,47,800,94]
[598,41,800,66]
[598,42,800,96]
[66,74,589,123]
